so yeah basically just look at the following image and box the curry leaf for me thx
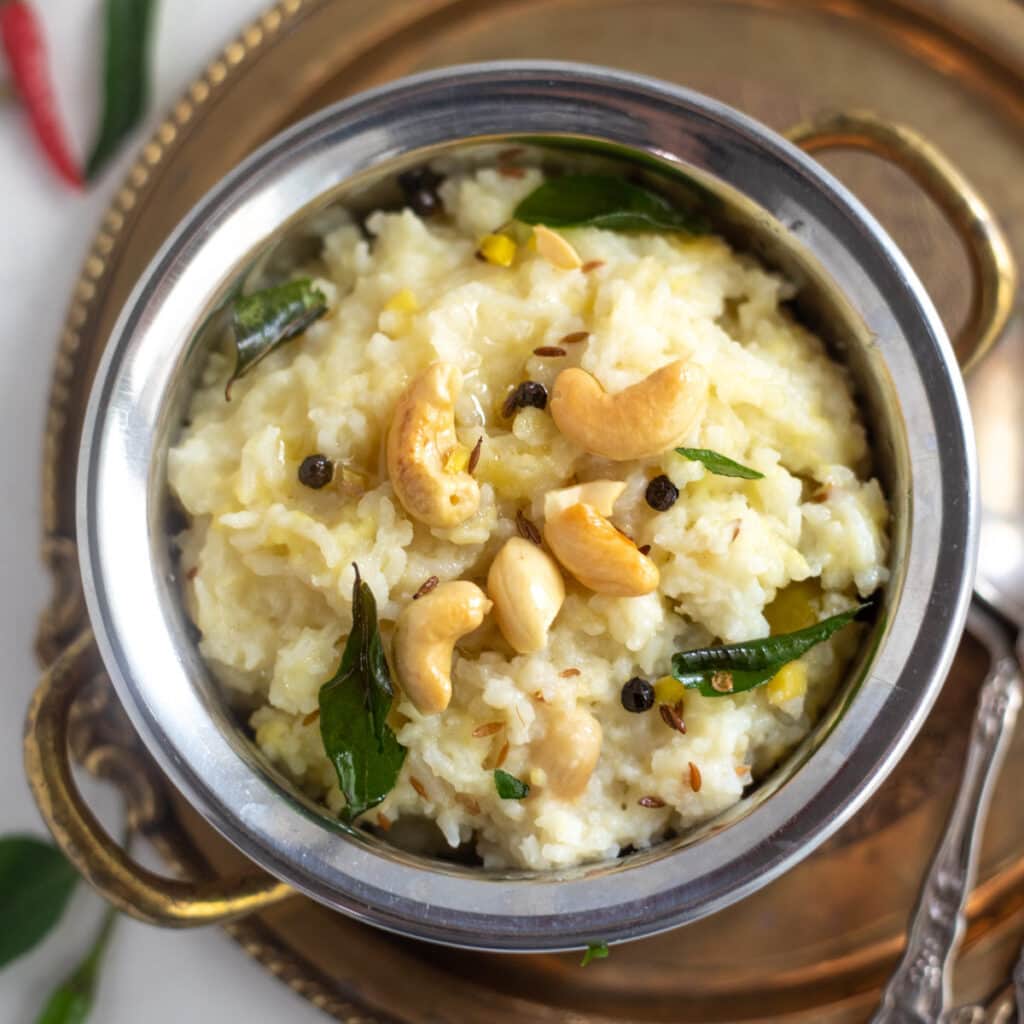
[493,769,530,800]
[226,278,327,398]
[676,448,764,480]
[581,941,610,967]
[34,907,117,1024]
[0,837,78,969]
[85,0,156,180]
[671,604,867,698]
[514,175,705,233]
[320,567,406,822]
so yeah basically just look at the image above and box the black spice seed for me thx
[502,380,548,418]
[621,677,655,713]
[533,345,567,357]
[298,454,334,489]
[413,575,439,600]
[398,166,444,217]
[645,474,679,512]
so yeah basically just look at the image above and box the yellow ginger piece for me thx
[765,660,808,707]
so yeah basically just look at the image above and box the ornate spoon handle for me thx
[871,600,1022,1024]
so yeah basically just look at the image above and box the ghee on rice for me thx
[167,168,889,870]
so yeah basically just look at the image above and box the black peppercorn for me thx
[398,166,444,217]
[501,380,548,418]
[298,454,334,489]
[621,677,655,713]
[645,474,679,511]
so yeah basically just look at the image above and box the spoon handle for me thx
[871,600,1022,1024]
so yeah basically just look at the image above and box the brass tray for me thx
[36,1,1024,1020]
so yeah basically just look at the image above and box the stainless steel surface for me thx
[871,601,1023,1024]
[74,63,978,950]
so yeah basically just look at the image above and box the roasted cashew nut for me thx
[487,537,565,654]
[386,362,481,527]
[533,706,603,800]
[543,481,659,597]
[549,359,707,461]
[393,581,491,716]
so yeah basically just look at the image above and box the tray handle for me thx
[25,629,293,927]
[786,110,1017,373]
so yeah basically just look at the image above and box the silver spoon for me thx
[872,309,1024,1022]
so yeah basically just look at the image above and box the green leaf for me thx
[0,837,78,969]
[514,175,705,233]
[320,567,406,822]
[671,604,867,697]
[226,278,327,398]
[581,941,610,967]
[36,913,116,1024]
[493,769,530,800]
[34,907,117,1024]
[676,448,764,479]
[85,0,156,180]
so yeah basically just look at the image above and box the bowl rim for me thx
[77,60,977,951]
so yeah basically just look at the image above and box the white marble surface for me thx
[0,2,324,1019]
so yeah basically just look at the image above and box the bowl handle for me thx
[25,629,293,926]
[786,110,1018,373]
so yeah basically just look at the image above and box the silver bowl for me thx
[57,63,979,950]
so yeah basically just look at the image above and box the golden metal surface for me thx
[31,0,1024,1020]
[25,629,292,926]
[787,110,1018,373]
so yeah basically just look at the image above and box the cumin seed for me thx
[410,776,428,799]
[533,345,567,357]
[581,260,605,273]
[638,795,666,808]
[467,436,483,474]
[413,575,439,599]
[658,703,686,734]
[472,721,504,738]
[301,708,321,727]
[711,670,734,693]
[516,509,542,545]
[688,761,702,792]
[495,740,510,768]
[559,331,590,346]
[559,668,581,678]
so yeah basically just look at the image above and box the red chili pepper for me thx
[0,1,82,187]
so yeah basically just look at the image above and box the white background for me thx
[1,1,325,1020]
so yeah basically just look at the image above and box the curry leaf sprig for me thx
[513,175,705,233]
[1,834,123,1023]
[226,277,327,399]
[319,567,406,822]
[672,603,869,698]
[35,907,117,1024]
[676,447,763,480]
[0,836,79,970]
